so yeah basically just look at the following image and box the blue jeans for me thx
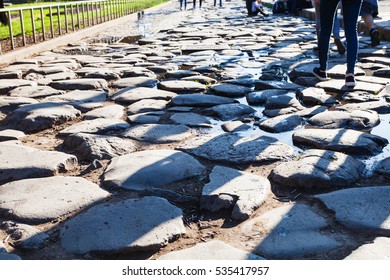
[214,0,222,6]
[319,0,362,74]
[180,0,187,9]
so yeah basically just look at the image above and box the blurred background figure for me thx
[360,0,380,47]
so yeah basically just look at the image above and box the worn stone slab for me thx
[169,112,212,128]
[259,114,304,133]
[296,87,337,106]
[201,166,271,221]
[246,90,289,105]
[158,240,265,260]
[44,89,108,104]
[111,77,158,88]
[83,104,125,120]
[255,80,302,91]
[61,197,185,254]
[296,105,328,117]
[126,99,169,114]
[209,83,251,98]
[111,87,177,104]
[316,79,385,94]
[0,221,49,249]
[8,86,64,98]
[355,75,390,85]
[244,204,341,259]
[315,186,390,231]
[182,75,218,85]
[265,95,305,111]
[122,124,192,144]
[170,93,236,107]
[0,70,22,79]
[103,149,205,191]
[0,176,109,224]
[49,79,108,90]
[308,110,380,130]
[177,133,294,164]
[165,70,200,79]
[336,101,390,114]
[63,133,137,160]
[158,80,206,93]
[373,68,390,78]
[374,157,390,177]
[344,237,390,260]
[0,129,26,141]
[59,118,129,136]
[84,69,121,80]
[293,128,388,155]
[342,91,381,103]
[206,103,256,121]
[5,102,81,133]
[0,79,37,94]
[45,71,78,81]
[127,111,163,124]
[221,121,251,132]
[271,149,364,189]
[120,67,157,78]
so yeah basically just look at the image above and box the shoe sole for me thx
[312,71,329,81]
[334,40,345,55]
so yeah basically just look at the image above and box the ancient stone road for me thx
[0,0,389,260]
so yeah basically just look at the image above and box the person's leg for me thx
[318,0,339,71]
[246,0,252,15]
[361,2,380,46]
[313,1,320,43]
[342,0,362,75]
[220,0,222,7]
[333,5,346,54]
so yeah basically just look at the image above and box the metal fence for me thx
[0,0,163,52]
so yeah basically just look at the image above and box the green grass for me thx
[0,0,168,40]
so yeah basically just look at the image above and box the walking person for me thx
[312,0,362,87]
[180,0,187,10]
[193,0,203,9]
[214,0,222,7]
[360,0,380,47]
[311,0,345,54]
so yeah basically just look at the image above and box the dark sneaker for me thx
[334,38,345,55]
[370,29,380,47]
[312,67,328,81]
[345,74,356,87]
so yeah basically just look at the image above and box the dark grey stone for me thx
[59,118,130,136]
[209,83,251,98]
[205,103,256,121]
[112,77,158,88]
[169,112,212,128]
[49,79,108,90]
[259,114,304,133]
[122,124,192,144]
[296,87,337,106]
[170,94,236,107]
[158,80,206,93]
[255,80,302,91]
[246,90,289,105]
[374,157,390,177]
[60,197,186,254]
[271,149,364,189]
[177,133,294,164]
[111,87,177,104]
[293,128,388,155]
[103,149,205,191]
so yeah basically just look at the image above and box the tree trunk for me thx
[0,0,9,25]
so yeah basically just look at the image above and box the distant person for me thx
[312,0,362,87]
[214,0,222,7]
[251,0,269,16]
[360,0,380,47]
[272,0,288,14]
[312,0,345,55]
[180,0,187,10]
[193,0,203,9]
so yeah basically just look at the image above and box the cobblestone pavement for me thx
[0,0,389,260]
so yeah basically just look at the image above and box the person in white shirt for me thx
[251,0,269,16]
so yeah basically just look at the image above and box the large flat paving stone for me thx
[206,103,256,121]
[292,128,388,155]
[201,166,271,221]
[111,87,177,104]
[157,80,206,93]
[316,79,384,94]
[8,86,64,98]
[0,129,26,141]
[0,176,109,223]
[336,100,390,114]
[0,96,38,112]
[5,102,81,133]
[308,110,380,130]
[169,112,212,128]
[170,93,237,107]
[0,142,77,184]
[49,79,108,90]
[126,99,168,114]
[122,124,192,144]
[83,104,125,120]
[60,197,186,254]
[0,221,49,249]
[344,237,390,260]
[242,204,341,259]
[158,240,265,260]
[0,79,37,94]
[43,89,108,104]
[270,149,364,189]
[315,186,390,231]
[259,114,304,133]
[296,87,337,106]
[111,77,158,88]
[103,149,205,191]
[374,157,390,177]
[177,133,294,164]
[63,133,137,160]
[209,83,251,98]
[59,118,130,136]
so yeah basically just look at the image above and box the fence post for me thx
[65,4,69,33]
[49,6,54,38]
[8,10,14,50]
[76,3,80,29]
[19,10,26,46]
[57,5,61,35]
[30,8,36,43]
[40,7,46,41]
